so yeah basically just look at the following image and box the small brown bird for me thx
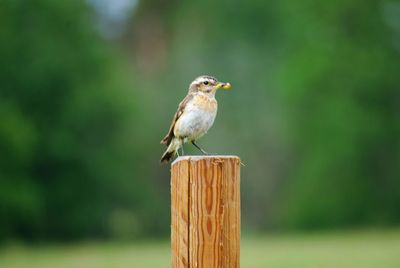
[160,75,231,163]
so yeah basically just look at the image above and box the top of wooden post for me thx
[171,155,240,166]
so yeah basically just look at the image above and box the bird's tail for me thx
[160,138,182,163]
[160,150,175,163]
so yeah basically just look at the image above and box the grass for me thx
[1,229,400,268]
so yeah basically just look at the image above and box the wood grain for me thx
[171,156,241,268]
[171,158,190,267]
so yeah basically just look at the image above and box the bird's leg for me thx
[191,141,209,155]
[181,144,185,156]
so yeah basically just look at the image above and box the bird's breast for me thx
[193,94,218,112]
[174,95,218,140]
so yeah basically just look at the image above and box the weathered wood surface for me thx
[171,156,241,268]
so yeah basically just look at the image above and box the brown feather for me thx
[160,93,195,146]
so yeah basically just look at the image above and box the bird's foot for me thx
[191,141,209,155]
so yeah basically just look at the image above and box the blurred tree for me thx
[273,0,400,229]
[0,0,165,241]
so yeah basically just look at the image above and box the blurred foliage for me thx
[0,0,399,241]
[268,0,400,229]
[0,0,166,241]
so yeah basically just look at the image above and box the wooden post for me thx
[171,156,241,268]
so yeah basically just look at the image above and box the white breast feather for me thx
[174,101,217,141]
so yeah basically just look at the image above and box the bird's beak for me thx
[216,82,232,90]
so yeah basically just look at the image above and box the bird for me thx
[160,75,231,163]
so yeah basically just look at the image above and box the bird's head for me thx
[189,75,231,95]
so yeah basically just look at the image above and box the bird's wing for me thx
[160,93,194,146]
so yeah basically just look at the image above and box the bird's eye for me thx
[203,81,209,85]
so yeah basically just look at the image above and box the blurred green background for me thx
[1,0,400,266]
